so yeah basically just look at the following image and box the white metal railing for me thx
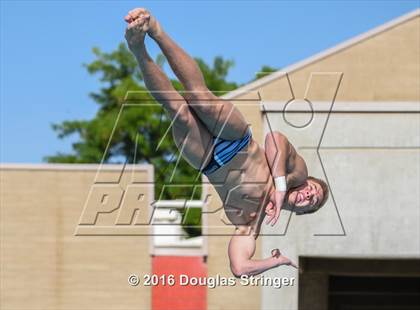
[151,200,204,254]
[153,200,204,209]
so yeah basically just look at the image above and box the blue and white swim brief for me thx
[201,127,252,176]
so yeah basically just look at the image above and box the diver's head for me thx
[284,176,329,214]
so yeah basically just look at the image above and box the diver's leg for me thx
[125,16,213,170]
[141,9,249,140]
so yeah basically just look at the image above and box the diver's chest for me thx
[213,174,269,208]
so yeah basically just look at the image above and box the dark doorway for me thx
[329,275,420,310]
[298,257,420,310]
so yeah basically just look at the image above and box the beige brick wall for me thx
[235,16,420,102]
[1,165,152,310]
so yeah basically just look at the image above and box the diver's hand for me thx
[124,8,148,24]
[265,190,285,226]
[124,12,149,52]
[124,8,162,39]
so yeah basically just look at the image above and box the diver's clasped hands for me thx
[124,8,162,52]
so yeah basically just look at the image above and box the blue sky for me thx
[1,0,418,163]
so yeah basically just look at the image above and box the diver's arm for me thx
[285,146,308,189]
[265,132,308,189]
[264,132,290,225]
[264,131,289,179]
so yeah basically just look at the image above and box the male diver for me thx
[124,8,329,277]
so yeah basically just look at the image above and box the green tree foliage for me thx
[45,43,238,203]
[254,65,277,81]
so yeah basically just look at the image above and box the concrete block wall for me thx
[0,164,153,310]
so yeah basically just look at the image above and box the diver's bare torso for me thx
[206,137,275,232]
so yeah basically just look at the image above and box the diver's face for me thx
[287,180,323,208]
